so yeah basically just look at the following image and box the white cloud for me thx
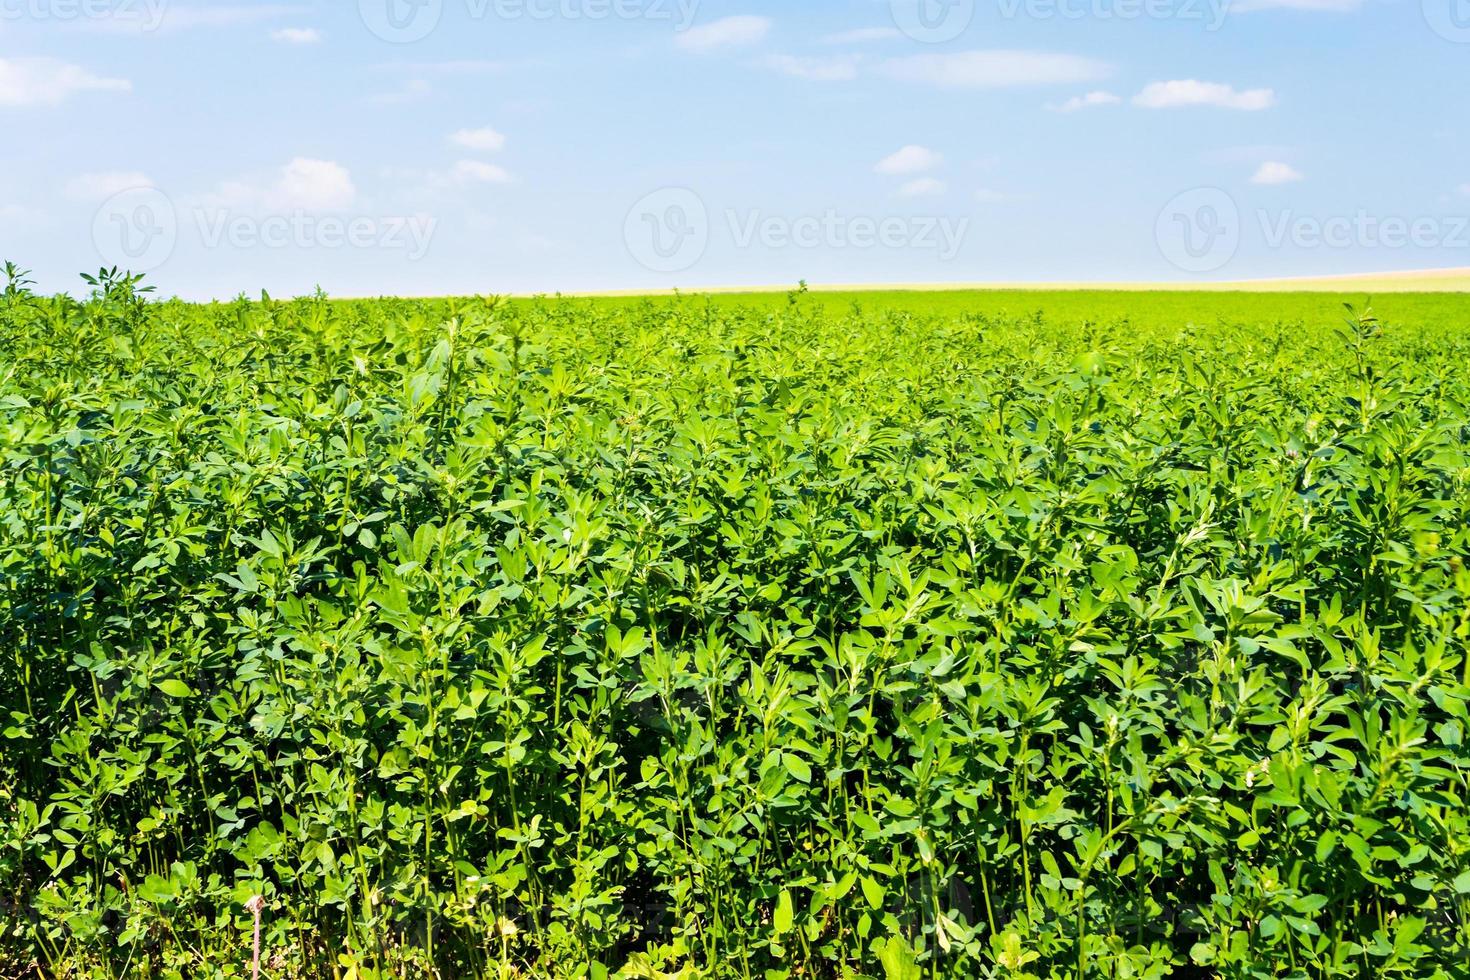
[975,189,1012,203]
[898,177,947,198]
[207,158,357,212]
[819,27,903,44]
[881,50,1111,89]
[382,161,516,199]
[1458,184,1470,197]
[271,27,321,44]
[1251,161,1303,185]
[764,54,861,82]
[676,16,772,52]
[450,126,507,152]
[876,145,944,176]
[1050,90,1121,112]
[0,57,131,108]
[274,159,355,210]
[1134,80,1277,111]
[451,161,513,185]
[64,172,155,201]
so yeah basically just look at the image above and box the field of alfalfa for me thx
[1,269,1468,978]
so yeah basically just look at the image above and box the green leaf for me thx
[773,890,793,935]
[155,680,194,699]
[876,934,921,980]
[782,752,812,784]
[860,876,885,911]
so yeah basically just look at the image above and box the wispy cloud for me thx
[764,54,861,82]
[876,145,944,176]
[450,161,513,185]
[880,50,1111,89]
[450,127,508,153]
[898,177,947,198]
[371,79,432,106]
[271,27,321,45]
[204,158,357,212]
[819,27,903,44]
[1049,91,1121,112]
[393,161,516,197]
[676,16,772,52]
[1251,161,1304,185]
[1134,80,1276,110]
[0,57,131,108]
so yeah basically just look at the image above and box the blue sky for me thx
[1,0,1466,298]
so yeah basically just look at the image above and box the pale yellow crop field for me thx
[560,267,1470,298]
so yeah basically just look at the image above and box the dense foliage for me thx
[2,274,1468,978]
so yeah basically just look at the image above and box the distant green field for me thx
[3,278,1468,978]
[563,288,1468,330]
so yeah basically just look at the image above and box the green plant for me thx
[1,262,34,300]
[0,282,1466,978]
